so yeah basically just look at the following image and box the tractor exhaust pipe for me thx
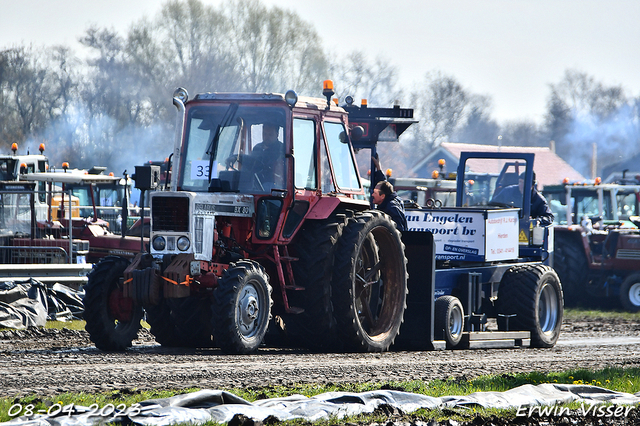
[171,88,188,190]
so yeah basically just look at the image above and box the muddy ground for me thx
[1,314,640,425]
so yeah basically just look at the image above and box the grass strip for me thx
[1,366,639,424]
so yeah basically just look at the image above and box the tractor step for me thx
[285,306,304,314]
[285,285,305,290]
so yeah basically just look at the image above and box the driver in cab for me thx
[492,171,554,226]
[250,122,285,189]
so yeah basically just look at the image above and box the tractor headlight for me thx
[173,87,188,103]
[285,90,298,107]
[177,236,191,251]
[152,236,166,251]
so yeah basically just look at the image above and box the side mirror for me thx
[350,125,365,141]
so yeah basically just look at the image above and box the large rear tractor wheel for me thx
[287,215,347,351]
[332,210,408,352]
[434,295,464,349]
[146,296,214,347]
[553,232,588,306]
[619,273,640,312]
[212,260,272,354]
[145,300,180,347]
[497,265,563,348]
[169,296,214,347]
[83,256,143,351]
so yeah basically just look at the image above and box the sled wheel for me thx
[212,260,272,354]
[434,295,464,349]
[332,210,408,352]
[286,214,347,350]
[83,256,142,351]
[497,265,564,348]
[619,273,640,312]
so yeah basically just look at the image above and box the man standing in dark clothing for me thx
[373,179,408,231]
[370,155,407,231]
[492,171,554,226]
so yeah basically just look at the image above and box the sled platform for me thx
[462,331,531,349]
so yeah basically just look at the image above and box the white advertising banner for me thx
[405,208,519,262]
[485,209,519,261]
[406,210,486,261]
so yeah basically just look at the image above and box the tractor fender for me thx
[305,197,367,220]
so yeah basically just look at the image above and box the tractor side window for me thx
[320,132,335,194]
[618,193,637,220]
[324,121,360,191]
[292,119,316,190]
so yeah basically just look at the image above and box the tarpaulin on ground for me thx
[2,384,640,426]
[0,279,84,329]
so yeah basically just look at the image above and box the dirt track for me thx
[1,315,640,399]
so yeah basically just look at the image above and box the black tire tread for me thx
[497,264,563,348]
[286,214,347,350]
[434,295,464,349]
[212,260,272,354]
[145,300,180,347]
[554,232,589,306]
[619,273,640,312]
[331,210,408,352]
[83,256,142,351]
[146,296,214,348]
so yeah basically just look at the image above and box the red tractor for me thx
[83,82,416,353]
[543,182,640,311]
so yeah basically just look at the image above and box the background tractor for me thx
[543,181,640,311]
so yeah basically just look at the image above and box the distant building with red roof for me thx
[411,142,585,188]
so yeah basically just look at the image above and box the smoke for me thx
[562,103,640,178]
[27,103,174,177]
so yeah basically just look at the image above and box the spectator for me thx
[372,179,408,231]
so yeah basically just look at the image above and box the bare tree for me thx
[549,70,626,119]
[331,52,402,106]
[225,0,328,94]
[544,69,638,177]
[452,94,499,145]
[0,45,76,153]
[498,120,546,147]
[405,71,481,159]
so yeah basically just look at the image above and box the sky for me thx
[1,0,639,124]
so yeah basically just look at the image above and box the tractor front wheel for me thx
[619,273,640,312]
[212,260,272,354]
[83,256,143,351]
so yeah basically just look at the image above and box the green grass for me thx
[44,320,86,331]
[1,310,638,424]
[2,367,639,424]
[564,307,640,321]
[44,320,151,331]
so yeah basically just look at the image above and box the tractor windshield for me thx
[459,158,529,208]
[180,104,288,194]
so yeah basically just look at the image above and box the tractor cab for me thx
[179,103,289,195]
